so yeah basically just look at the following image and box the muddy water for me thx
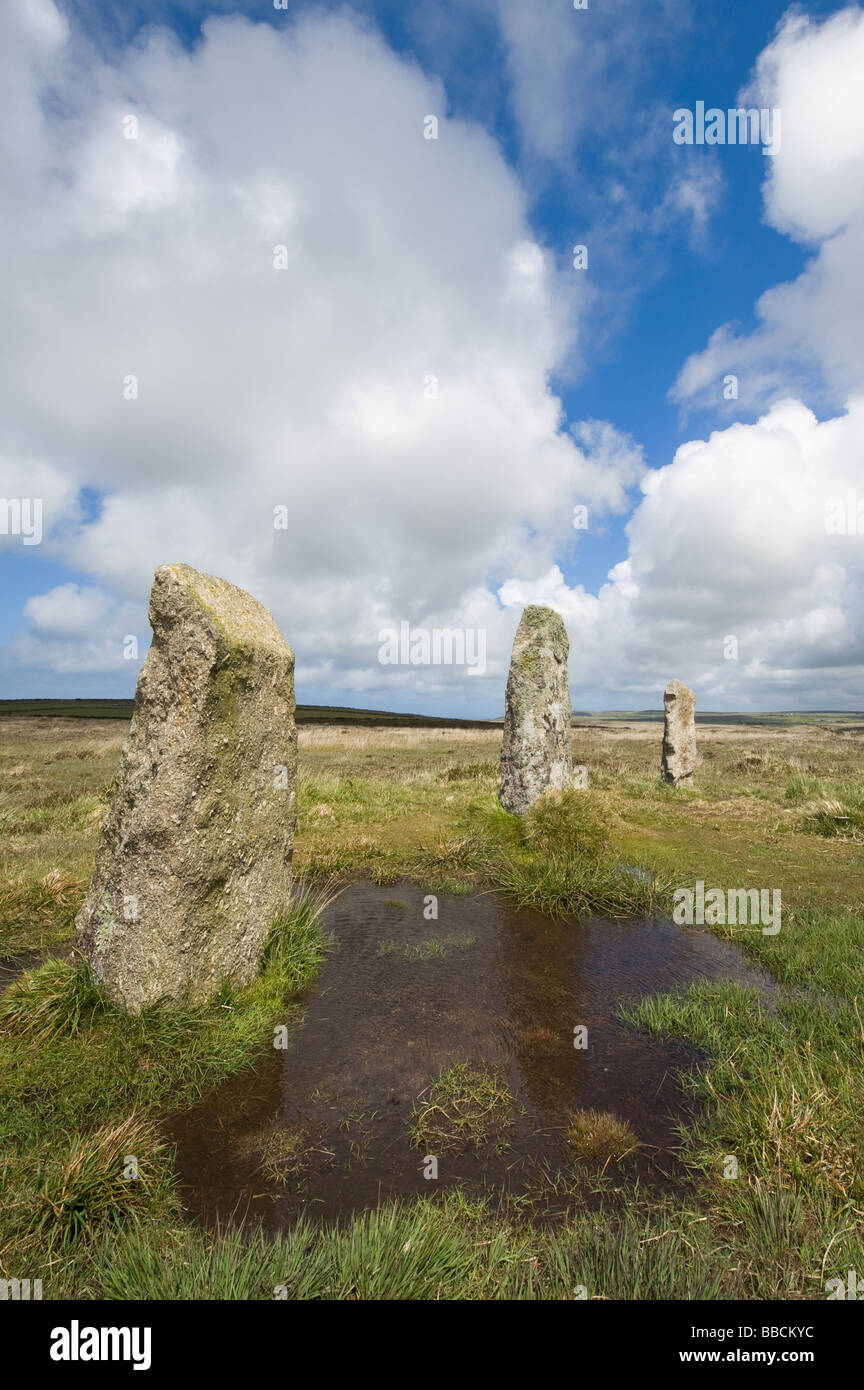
[167,881,773,1228]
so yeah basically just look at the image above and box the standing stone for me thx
[76,563,297,1013]
[660,679,697,787]
[500,605,572,814]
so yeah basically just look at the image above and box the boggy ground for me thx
[165,880,775,1229]
[0,715,863,1299]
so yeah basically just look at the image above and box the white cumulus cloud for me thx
[0,0,641,699]
[672,6,864,416]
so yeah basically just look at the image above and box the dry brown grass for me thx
[298,725,502,751]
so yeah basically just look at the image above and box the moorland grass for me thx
[89,1189,728,1301]
[622,979,864,1297]
[0,870,86,954]
[2,716,864,1298]
[0,883,333,1283]
[464,790,673,919]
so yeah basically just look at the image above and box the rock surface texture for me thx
[660,678,697,787]
[499,605,572,814]
[76,563,297,1013]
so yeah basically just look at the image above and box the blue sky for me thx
[2,0,863,713]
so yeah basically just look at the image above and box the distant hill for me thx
[573,710,864,728]
[0,699,135,720]
[1,699,862,730]
[0,698,497,729]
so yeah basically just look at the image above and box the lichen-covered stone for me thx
[499,605,572,814]
[660,678,697,787]
[75,563,297,1013]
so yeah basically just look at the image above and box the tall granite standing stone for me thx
[75,563,297,1013]
[500,605,572,814]
[660,679,697,787]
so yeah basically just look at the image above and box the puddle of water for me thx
[167,881,774,1229]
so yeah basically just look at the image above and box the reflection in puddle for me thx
[167,881,773,1228]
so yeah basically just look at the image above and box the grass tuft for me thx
[262,876,340,973]
[410,1061,516,1154]
[20,1113,170,1253]
[564,1109,640,1167]
[0,953,105,1042]
[0,870,85,953]
[465,789,671,920]
[797,795,864,838]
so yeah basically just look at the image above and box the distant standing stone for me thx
[500,605,572,814]
[661,679,697,787]
[76,563,297,1013]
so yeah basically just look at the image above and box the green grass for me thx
[410,1062,517,1155]
[87,1189,729,1300]
[16,1114,172,1258]
[622,979,864,1297]
[465,790,672,920]
[4,715,864,1299]
[0,883,331,1281]
[796,793,864,838]
[0,953,105,1042]
[0,870,85,954]
[92,1195,538,1300]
